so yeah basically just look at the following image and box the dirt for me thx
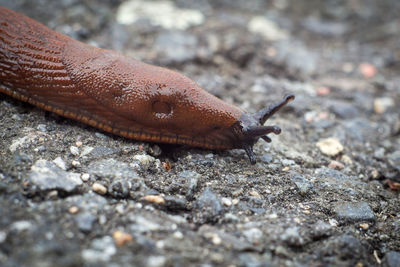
[0,0,399,266]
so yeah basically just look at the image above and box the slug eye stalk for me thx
[235,94,295,164]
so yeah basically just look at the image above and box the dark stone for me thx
[109,179,131,198]
[343,119,375,142]
[329,102,360,119]
[334,202,375,222]
[89,146,121,158]
[75,212,97,233]
[280,226,306,246]
[302,17,348,36]
[87,159,140,180]
[164,196,187,211]
[291,175,314,195]
[194,189,222,224]
[260,153,273,163]
[383,251,400,267]
[310,220,333,239]
[387,150,400,172]
[29,160,82,192]
[321,234,365,263]
[177,170,200,199]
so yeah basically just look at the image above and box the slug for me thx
[0,7,294,164]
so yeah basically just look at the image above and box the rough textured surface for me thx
[0,0,399,266]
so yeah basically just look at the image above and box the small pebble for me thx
[10,220,34,232]
[260,153,273,163]
[211,233,222,245]
[147,255,167,267]
[37,124,47,132]
[221,197,232,207]
[247,16,288,40]
[370,169,380,179]
[341,155,353,165]
[148,145,162,157]
[232,199,240,205]
[72,160,81,168]
[282,166,290,172]
[373,97,394,114]
[232,188,243,197]
[53,157,66,170]
[249,190,261,198]
[81,173,90,182]
[329,218,339,227]
[92,183,107,195]
[162,161,171,171]
[75,141,83,147]
[80,146,94,157]
[47,190,58,199]
[328,160,345,170]
[117,0,204,30]
[316,86,330,96]
[75,212,97,233]
[291,175,314,195]
[133,154,155,166]
[281,159,295,166]
[359,62,377,78]
[113,230,133,246]
[316,137,344,156]
[69,206,79,214]
[70,146,79,156]
[115,204,125,214]
[173,231,184,239]
[143,195,165,205]
[373,250,382,265]
[243,228,263,244]
[109,179,131,198]
[359,223,369,230]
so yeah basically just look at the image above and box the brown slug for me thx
[0,7,294,164]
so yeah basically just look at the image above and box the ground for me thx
[0,0,399,266]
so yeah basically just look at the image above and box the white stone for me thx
[117,0,204,30]
[248,16,288,40]
[316,137,344,156]
[53,157,66,170]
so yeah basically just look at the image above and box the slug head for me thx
[232,94,295,164]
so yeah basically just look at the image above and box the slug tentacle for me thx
[232,94,295,164]
[254,94,295,125]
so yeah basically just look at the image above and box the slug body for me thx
[0,7,294,164]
